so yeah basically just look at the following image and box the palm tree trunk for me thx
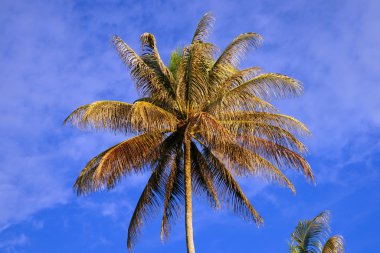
[184,135,196,253]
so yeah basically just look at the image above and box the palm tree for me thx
[65,13,313,253]
[290,211,344,253]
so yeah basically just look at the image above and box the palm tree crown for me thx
[65,13,313,252]
[290,211,344,253]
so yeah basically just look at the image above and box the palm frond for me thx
[213,67,262,97]
[113,35,157,95]
[189,112,234,149]
[199,137,295,192]
[191,142,220,208]
[127,132,182,249]
[176,46,191,111]
[217,112,310,137]
[229,73,303,100]
[289,244,301,253]
[126,158,167,250]
[322,235,344,253]
[226,122,307,153]
[73,145,116,196]
[202,146,263,224]
[168,47,183,80]
[238,136,313,182]
[64,100,178,133]
[73,132,164,195]
[192,12,215,43]
[176,43,216,113]
[209,33,263,92]
[188,113,295,191]
[113,35,174,105]
[130,101,178,132]
[140,33,176,99]
[292,211,331,253]
[160,143,185,241]
[210,73,302,111]
[64,101,132,133]
[206,92,278,117]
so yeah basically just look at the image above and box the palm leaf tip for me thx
[323,235,344,253]
[220,32,263,65]
[140,32,156,51]
[290,211,344,253]
[192,12,215,43]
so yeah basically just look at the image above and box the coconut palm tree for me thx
[290,211,344,253]
[65,13,313,253]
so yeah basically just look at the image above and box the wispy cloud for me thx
[0,233,28,253]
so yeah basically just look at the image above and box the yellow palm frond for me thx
[113,35,175,106]
[176,43,216,113]
[127,132,182,249]
[192,12,215,43]
[214,67,262,97]
[64,100,178,133]
[190,142,220,208]
[130,101,178,132]
[160,149,184,241]
[217,112,310,137]
[140,33,177,99]
[207,93,278,118]
[74,132,164,195]
[239,136,313,182]
[213,73,303,107]
[64,100,132,133]
[202,147,263,224]
[223,121,308,152]
[198,137,295,192]
[322,235,344,253]
[209,33,263,93]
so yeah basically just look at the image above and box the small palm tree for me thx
[290,211,344,253]
[65,13,313,253]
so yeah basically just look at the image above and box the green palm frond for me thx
[291,211,331,253]
[209,73,303,110]
[289,211,344,253]
[168,47,183,80]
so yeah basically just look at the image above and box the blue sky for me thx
[0,0,379,252]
